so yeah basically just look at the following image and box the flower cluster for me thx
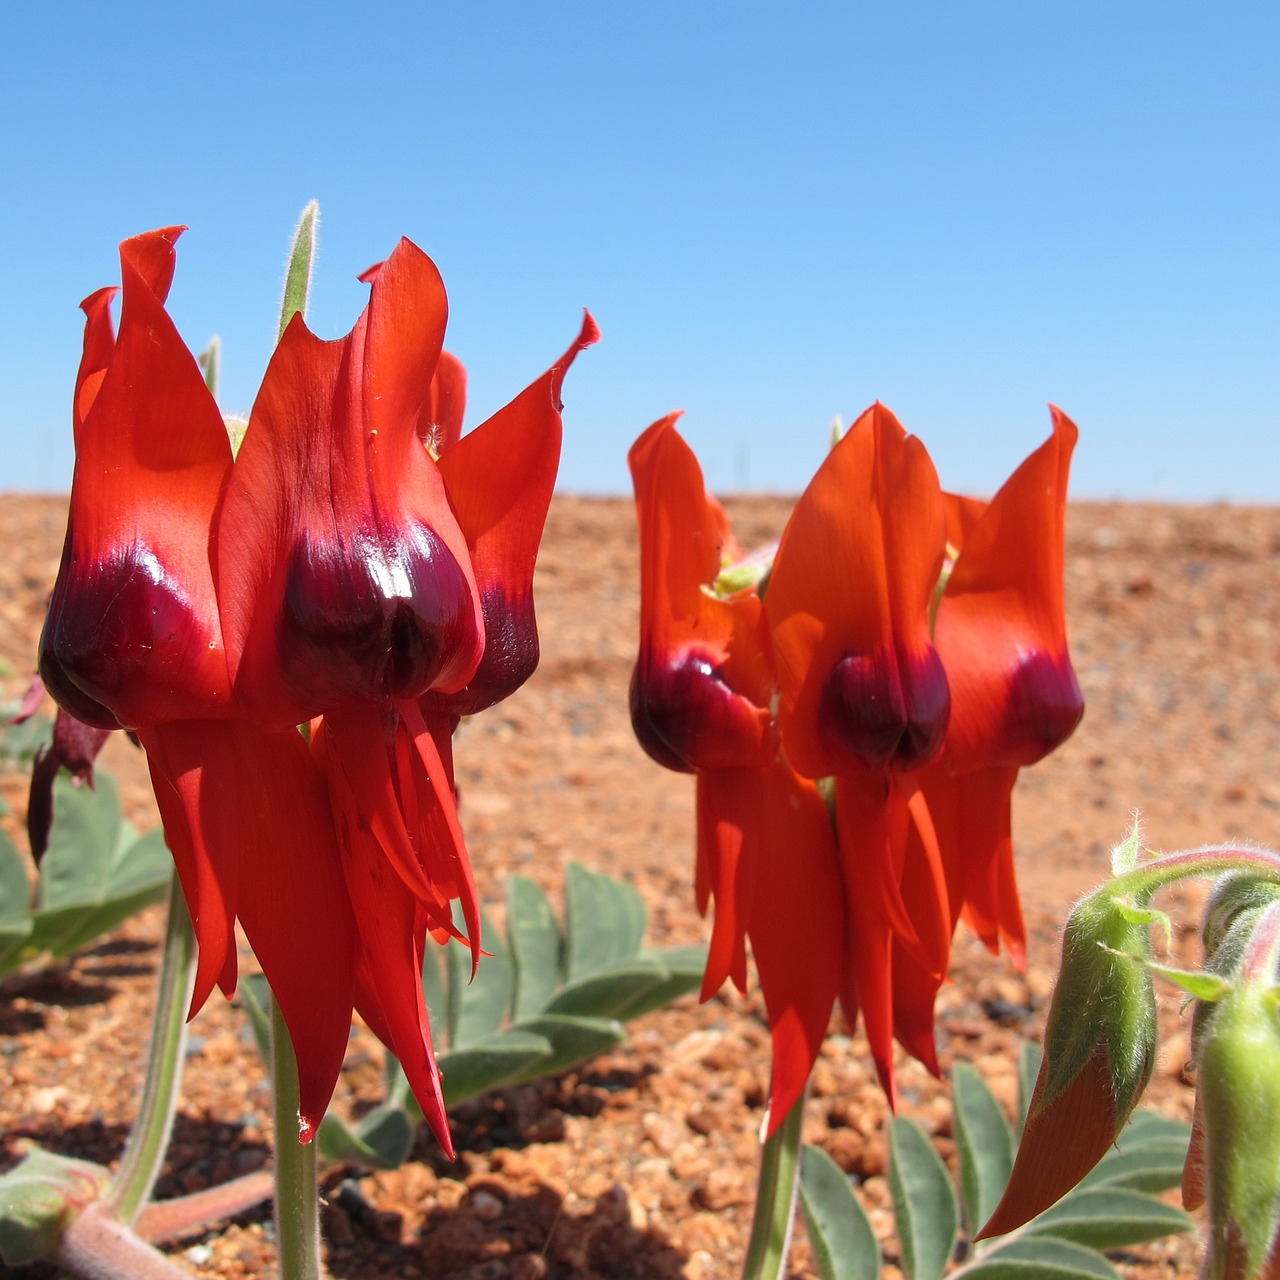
[629,403,1082,1129]
[39,227,597,1151]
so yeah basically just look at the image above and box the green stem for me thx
[101,876,196,1225]
[742,1085,808,1280]
[270,998,322,1280]
[1111,844,1280,902]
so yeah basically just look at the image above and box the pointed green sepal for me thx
[278,200,319,340]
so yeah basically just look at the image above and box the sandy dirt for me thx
[1,493,1278,1279]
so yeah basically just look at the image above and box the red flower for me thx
[764,404,952,1103]
[628,417,841,1129]
[39,227,594,1148]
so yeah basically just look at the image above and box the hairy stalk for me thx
[270,998,322,1280]
[742,1085,808,1280]
[100,877,196,1224]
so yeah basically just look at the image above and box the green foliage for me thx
[0,1147,110,1265]
[0,774,171,979]
[274,865,706,1168]
[800,1048,1192,1280]
[799,1144,880,1280]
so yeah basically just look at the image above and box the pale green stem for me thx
[742,1085,808,1280]
[270,998,322,1280]
[100,876,196,1225]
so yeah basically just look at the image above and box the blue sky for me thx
[3,2,1277,500]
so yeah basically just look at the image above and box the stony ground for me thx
[2,493,1278,1279]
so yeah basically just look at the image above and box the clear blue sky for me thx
[3,2,1277,501]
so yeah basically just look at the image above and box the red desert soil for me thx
[2,493,1279,1280]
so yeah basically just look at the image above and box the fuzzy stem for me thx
[1110,844,1280,902]
[741,1085,808,1280]
[100,877,196,1225]
[270,998,322,1280]
[55,1206,192,1280]
[134,1169,274,1243]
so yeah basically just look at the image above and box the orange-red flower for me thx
[628,416,842,1129]
[764,404,952,1102]
[629,402,1084,1116]
[39,227,595,1149]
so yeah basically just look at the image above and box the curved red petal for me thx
[40,232,232,732]
[835,773,900,1105]
[695,768,762,998]
[766,404,948,779]
[217,239,483,728]
[916,758,1025,964]
[229,726,358,1140]
[628,416,776,772]
[73,287,118,443]
[345,832,453,1155]
[748,762,842,1133]
[935,410,1083,772]
[140,723,238,1013]
[430,312,597,718]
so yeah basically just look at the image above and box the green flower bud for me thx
[979,886,1157,1237]
[1194,900,1280,1280]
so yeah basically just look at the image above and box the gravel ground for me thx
[2,493,1279,1279]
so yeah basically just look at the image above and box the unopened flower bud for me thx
[978,886,1157,1237]
[1194,900,1280,1280]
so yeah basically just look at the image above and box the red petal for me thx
[917,758,1025,964]
[40,230,232,732]
[139,713,363,1137]
[747,762,842,1133]
[344,830,453,1155]
[694,768,761,998]
[217,239,483,728]
[430,313,597,718]
[766,404,948,778]
[73,287,117,443]
[835,773,900,1105]
[935,410,1083,772]
[628,416,776,772]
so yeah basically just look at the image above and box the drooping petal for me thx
[695,768,762,998]
[139,718,360,1139]
[314,712,454,1155]
[917,757,1026,966]
[835,773,950,1104]
[429,312,599,720]
[935,410,1083,773]
[40,228,233,733]
[26,708,113,862]
[216,238,484,729]
[746,762,843,1133]
[766,404,949,779]
[628,416,776,773]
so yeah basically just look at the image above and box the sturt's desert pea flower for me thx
[628,416,843,1130]
[38,227,595,1148]
[629,404,1086,1123]
[764,404,953,1103]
